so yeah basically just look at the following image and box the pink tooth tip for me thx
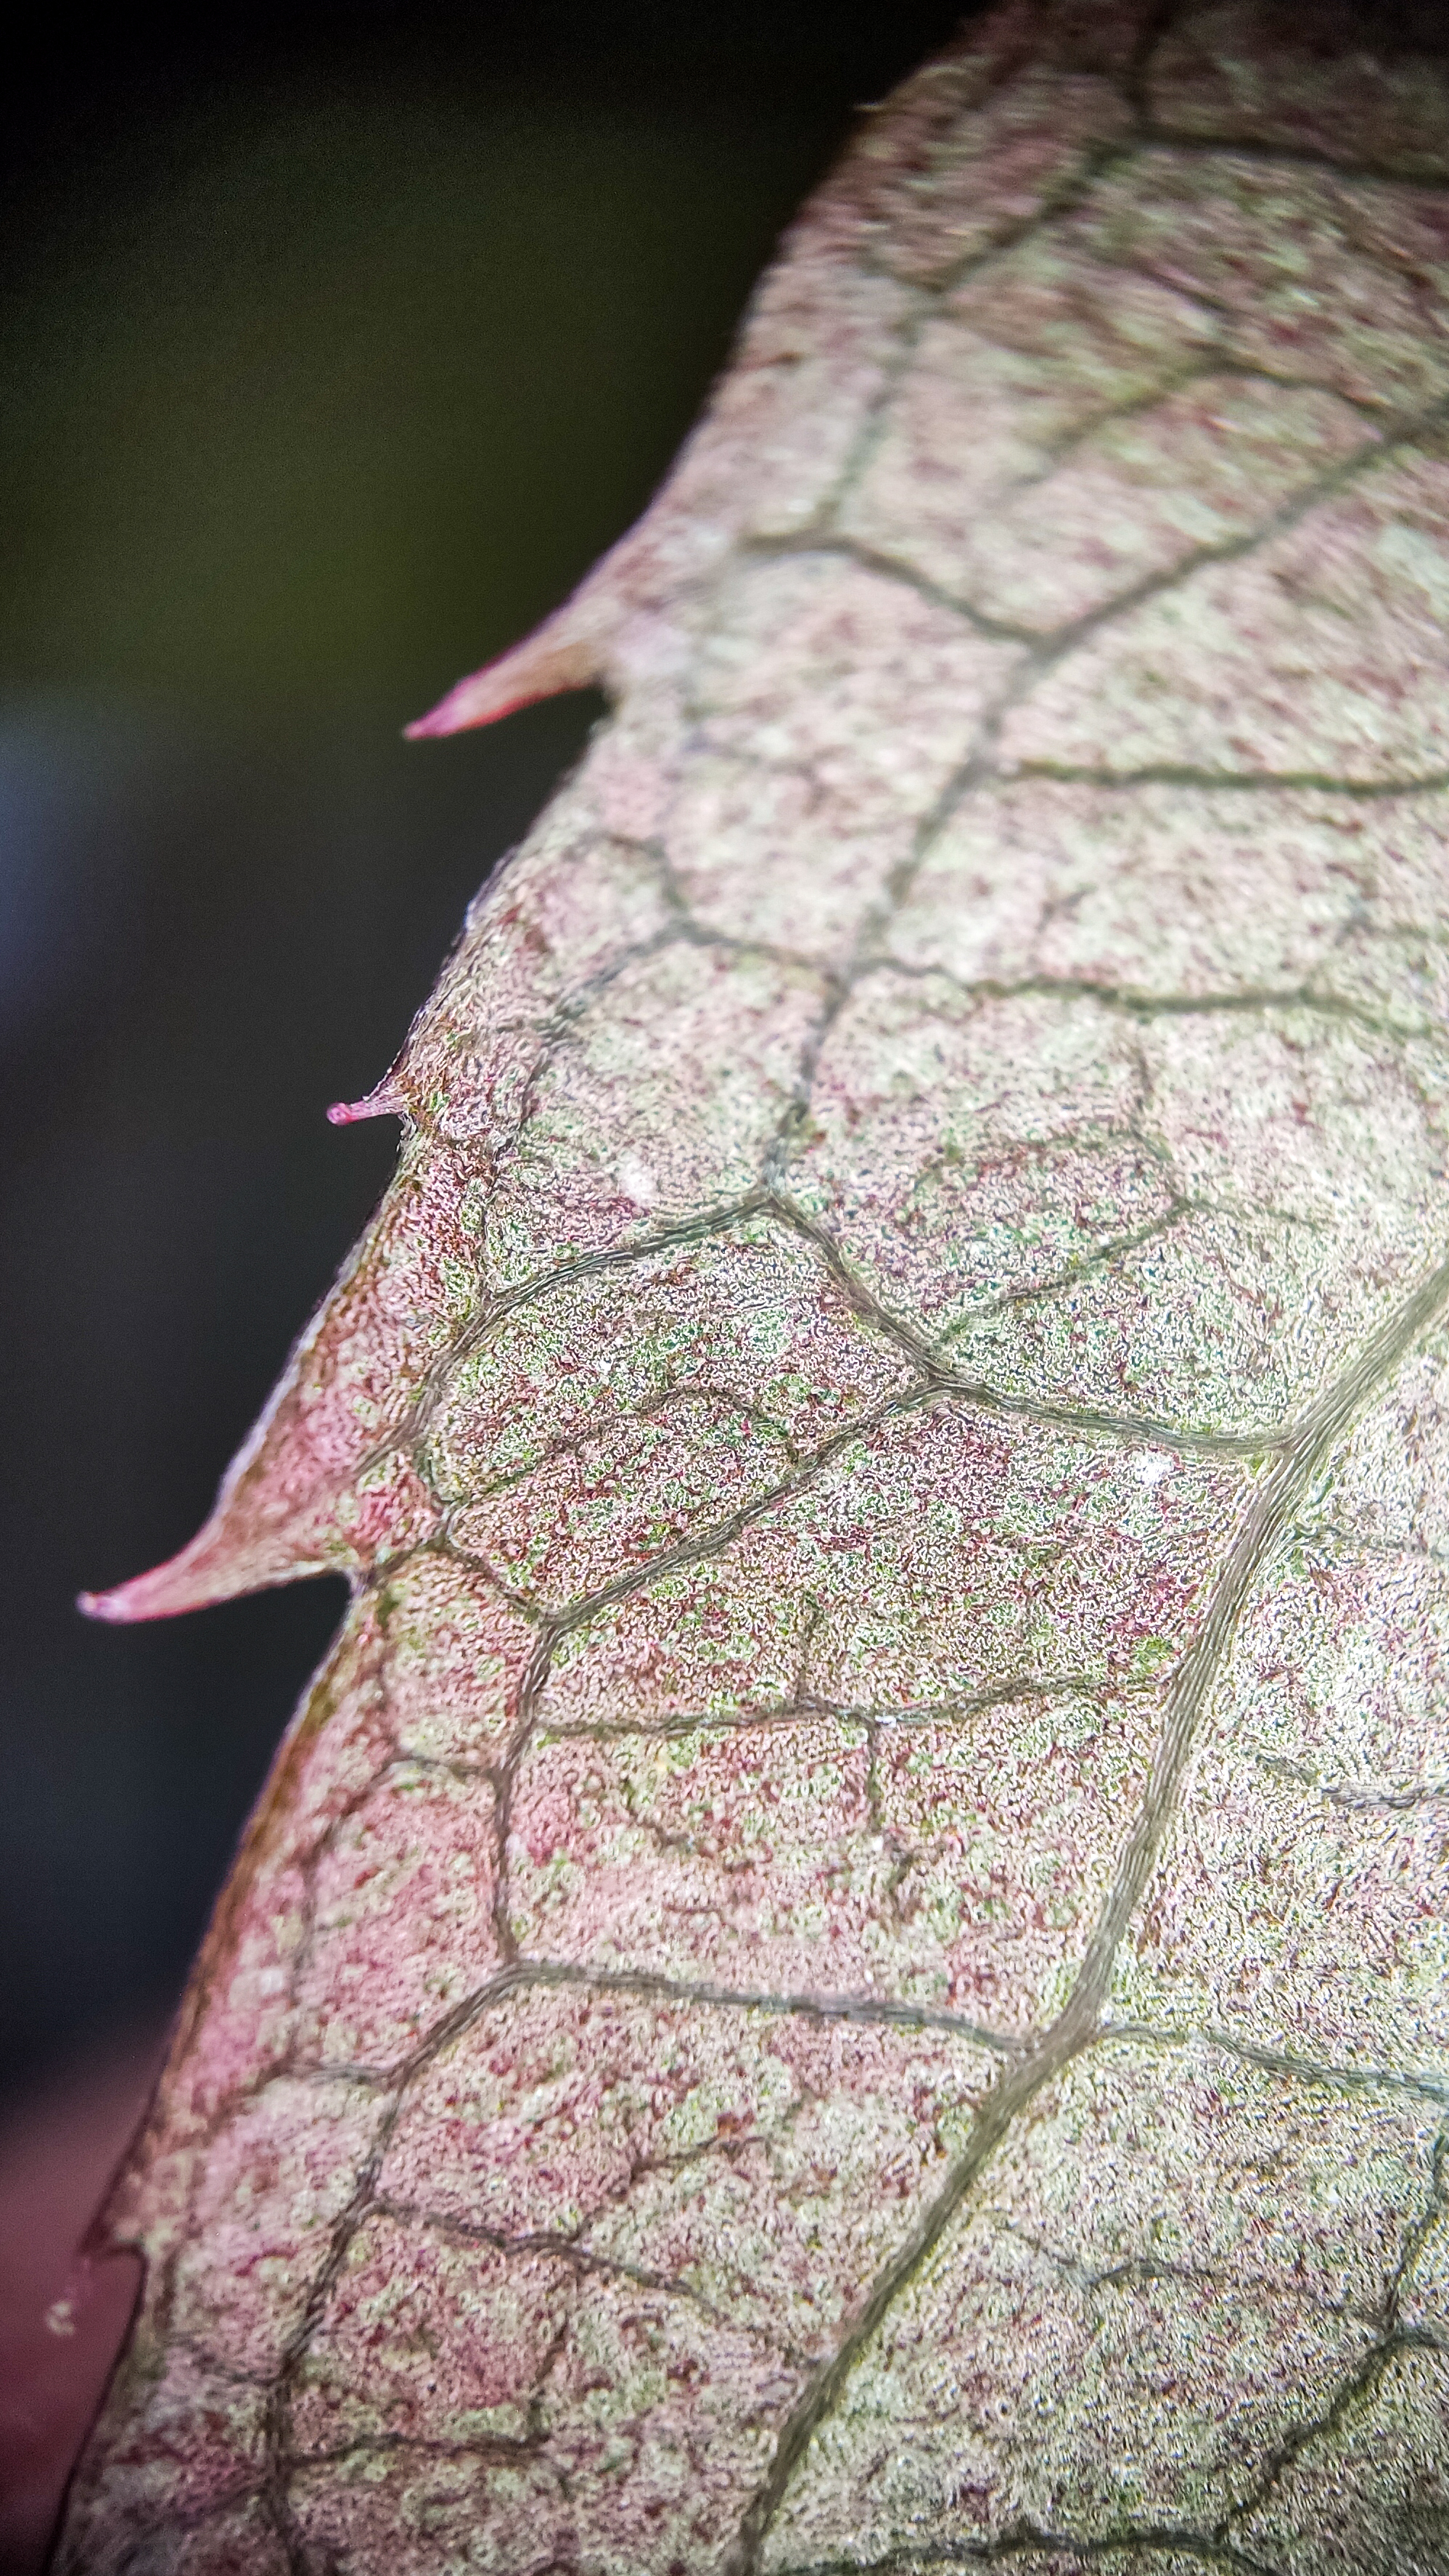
[327,1083,407,1126]
[403,682,543,739]
[78,1588,127,1621]
[405,628,604,739]
[77,1564,191,1623]
[403,678,528,741]
[76,1525,257,1624]
[402,703,458,741]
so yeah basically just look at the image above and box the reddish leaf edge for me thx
[402,603,608,740]
[76,583,621,1626]
[78,1330,342,1623]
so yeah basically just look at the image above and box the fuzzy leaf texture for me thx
[59,5,1449,2570]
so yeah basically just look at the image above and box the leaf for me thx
[59,4,1449,2569]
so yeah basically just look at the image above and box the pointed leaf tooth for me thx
[79,1136,472,1624]
[76,1530,331,1625]
[78,1448,348,1626]
[327,1079,409,1127]
[405,620,609,739]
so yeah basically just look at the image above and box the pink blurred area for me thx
[0,2035,163,2572]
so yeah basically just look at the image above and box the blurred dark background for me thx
[0,1,971,2114]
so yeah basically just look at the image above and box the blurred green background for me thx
[0,3,964,2104]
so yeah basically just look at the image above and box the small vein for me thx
[1006,759,1449,800]
[1101,2019,1449,2111]
[1141,126,1449,189]
[770,2522,1286,2574]
[869,961,1424,1049]
[1248,1747,1449,1816]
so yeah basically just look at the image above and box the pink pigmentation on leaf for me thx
[61,11,1449,2564]
[404,620,608,739]
[76,1517,332,1625]
[326,1080,408,1127]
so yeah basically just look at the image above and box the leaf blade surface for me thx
[62,5,1449,2568]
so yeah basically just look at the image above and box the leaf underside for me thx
[59,5,1449,2570]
